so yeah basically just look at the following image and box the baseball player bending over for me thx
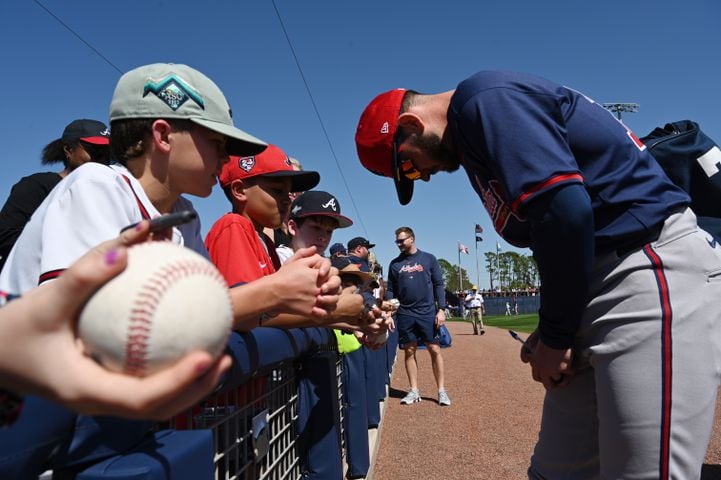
[355,71,721,479]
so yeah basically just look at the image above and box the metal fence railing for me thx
[29,326,394,480]
[164,328,338,480]
[165,361,300,480]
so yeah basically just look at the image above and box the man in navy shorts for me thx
[386,226,449,406]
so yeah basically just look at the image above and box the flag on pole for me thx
[459,243,470,254]
[496,241,502,251]
[475,224,483,234]
[476,235,483,242]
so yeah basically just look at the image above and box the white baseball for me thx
[79,242,232,376]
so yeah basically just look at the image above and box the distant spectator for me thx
[0,119,110,271]
[464,285,485,335]
[347,236,375,271]
[329,242,347,258]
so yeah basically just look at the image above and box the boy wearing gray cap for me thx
[0,63,339,330]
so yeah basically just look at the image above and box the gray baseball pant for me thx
[529,208,721,479]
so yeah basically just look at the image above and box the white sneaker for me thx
[400,389,421,404]
[438,390,451,406]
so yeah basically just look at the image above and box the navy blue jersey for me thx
[448,71,689,251]
[386,249,446,318]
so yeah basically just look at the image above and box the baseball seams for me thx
[124,258,228,375]
[79,242,233,376]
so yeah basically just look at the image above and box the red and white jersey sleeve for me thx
[0,163,204,295]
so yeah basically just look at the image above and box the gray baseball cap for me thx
[110,63,266,156]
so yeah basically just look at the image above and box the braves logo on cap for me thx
[143,75,205,112]
[239,156,256,173]
[321,198,337,211]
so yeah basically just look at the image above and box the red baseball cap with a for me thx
[219,143,320,191]
[355,88,413,205]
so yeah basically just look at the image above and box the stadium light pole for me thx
[602,102,639,121]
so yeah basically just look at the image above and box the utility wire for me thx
[35,0,368,234]
[270,0,368,236]
[33,0,123,74]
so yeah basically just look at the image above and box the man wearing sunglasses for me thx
[355,71,721,480]
[387,226,449,407]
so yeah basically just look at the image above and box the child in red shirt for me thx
[206,144,319,287]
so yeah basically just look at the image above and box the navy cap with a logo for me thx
[61,119,110,145]
[347,236,375,251]
[289,190,353,228]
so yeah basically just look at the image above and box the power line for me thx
[33,0,123,74]
[270,0,368,236]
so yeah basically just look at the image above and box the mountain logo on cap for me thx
[239,156,256,172]
[380,122,389,134]
[143,75,205,112]
[321,198,337,211]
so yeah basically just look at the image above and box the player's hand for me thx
[521,330,573,390]
[520,329,539,363]
[435,308,446,327]
[0,220,231,419]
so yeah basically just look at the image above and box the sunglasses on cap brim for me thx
[393,132,422,181]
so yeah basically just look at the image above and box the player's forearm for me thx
[526,184,594,349]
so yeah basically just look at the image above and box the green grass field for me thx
[448,313,539,334]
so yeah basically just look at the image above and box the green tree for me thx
[438,258,471,292]
[484,250,538,291]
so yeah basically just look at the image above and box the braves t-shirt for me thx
[386,249,445,318]
[0,163,206,295]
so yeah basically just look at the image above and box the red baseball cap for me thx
[219,143,320,191]
[355,88,413,205]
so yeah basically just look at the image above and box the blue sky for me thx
[1,0,719,289]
